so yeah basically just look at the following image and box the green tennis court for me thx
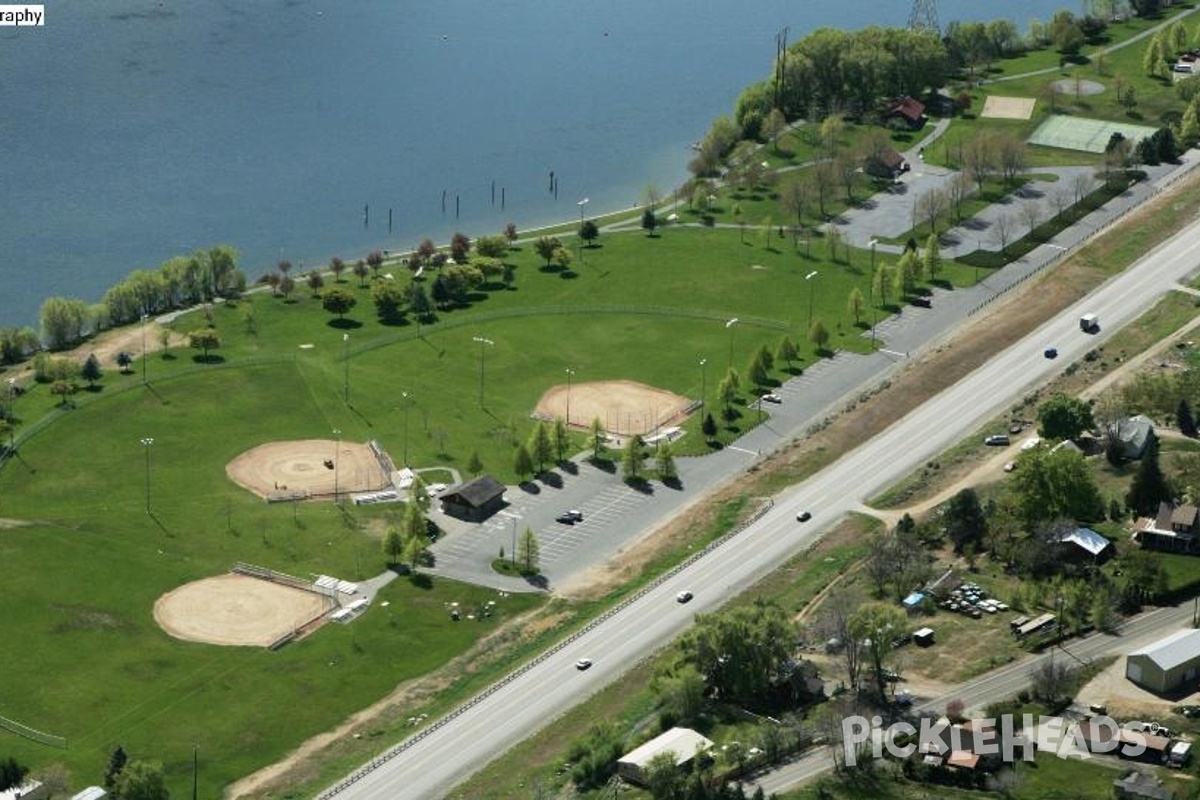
[1028,114,1157,153]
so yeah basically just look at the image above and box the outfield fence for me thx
[0,713,67,749]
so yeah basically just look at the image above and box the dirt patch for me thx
[535,379,692,436]
[225,439,392,501]
[1077,657,1200,721]
[153,573,331,647]
[981,95,1036,120]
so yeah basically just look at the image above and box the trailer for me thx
[1080,313,1099,333]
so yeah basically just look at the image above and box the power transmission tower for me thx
[908,0,939,34]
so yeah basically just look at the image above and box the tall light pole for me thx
[805,270,819,329]
[565,368,575,427]
[192,743,199,800]
[699,358,707,418]
[401,392,411,466]
[342,333,350,404]
[473,336,494,405]
[868,239,879,347]
[576,197,590,261]
[725,317,738,370]
[332,429,341,506]
[140,437,154,514]
[141,314,148,385]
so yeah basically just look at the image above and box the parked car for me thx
[761,392,783,404]
[575,658,593,670]
[911,295,932,308]
[797,510,812,522]
[556,509,584,524]
[984,434,1010,446]
[676,590,694,604]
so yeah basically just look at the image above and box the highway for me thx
[321,211,1200,799]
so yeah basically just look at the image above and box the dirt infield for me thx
[225,439,391,501]
[153,573,331,647]
[535,379,693,436]
[981,95,1035,120]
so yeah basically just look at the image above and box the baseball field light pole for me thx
[141,313,148,385]
[565,367,575,427]
[140,437,154,514]
[332,429,341,507]
[805,270,819,330]
[342,333,350,404]
[577,197,589,261]
[192,743,199,800]
[401,391,411,467]
[725,317,739,370]
[473,336,494,405]
[868,239,879,347]
[699,357,707,418]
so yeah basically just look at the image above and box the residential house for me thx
[1108,414,1155,460]
[886,95,926,129]
[1077,718,1172,763]
[616,727,715,786]
[1134,502,1200,554]
[1127,628,1200,695]
[0,781,48,800]
[438,474,505,522]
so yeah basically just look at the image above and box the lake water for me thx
[0,0,1069,328]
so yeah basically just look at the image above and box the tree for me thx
[643,751,682,800]
[467,451,483,476]
[0,757,28,792]
[1179,398,1198,438]
[701,412,717,440]
[39,296,90,351]
[1011,446,1106,525]
[518,526,540,573]
[580,220,599,248]
[808,318,829,354]
[382,525,403,565]
[527,421,554,475]
[279,274,296,300]
[402,500,428,569]
[104,746,127,790]
[329,256,346,282]
[1029,656,1072,709]
[552,417,570,462]
[187,327,221,362]
[321,287,357,320]
[847,287,865,326]
[534,236,560,267]
[849,603,907,700]
[1127,433,1172,516]
[306,270,325,297]
[678,600,794,705]
[820,591,862,693]
[352,260,370,287]
[776,335,799,370]
[622,435,645,480]
[642,209,658,236]
[449,233,470,263]
[656,441,678,482]
[81,353,102,387]
[114,760,169,800]
[116,351,133,374]
[371,280,407,323]
[717,374,738,418]
[923,233,942,282]
[552,246,573,273]
[748,351,769,388]
[587,417,608,461]
[50,380,73,407]
[513,443,534,481]
[1037,392,1095,440]
[945,488,987,554]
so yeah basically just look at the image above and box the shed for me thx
[1126,628,1200,695]
[438,474,505,522]
[1057,526,1113,563]
[616,727,715,786]
[913,627,935,647]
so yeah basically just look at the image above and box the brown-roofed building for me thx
[1134,501,1200,554]
[438,474,505,522]
[886,96,926,129]
[865,147,909,179]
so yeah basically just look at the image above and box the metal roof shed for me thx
[617,727,715,786]
[1126,628,1200,694]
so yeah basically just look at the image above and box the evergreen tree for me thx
[526,421,554,474]
[81,353,103,387]
[552,417,571,462]
[104,745,128,789]
[518,526,540,573]
[1126,433,1172,516]
[467,450,483,475]
[775,335,799,370]
[656,441,678,482]
[381,526,403,565]
[945,488,987,554]
[513,443,534,481]
[1179,398,1198,438]
[924,233,942,282]
[622,435,645,480]
[702,412,718,440]
[808,319,830,353]
[0,757,28,792]
[587,417,608,461]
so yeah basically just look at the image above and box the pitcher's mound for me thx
[535,380,692,436]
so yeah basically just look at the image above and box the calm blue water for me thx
[0,0,1071,328]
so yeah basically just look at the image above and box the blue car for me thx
[1044,347,1058,359]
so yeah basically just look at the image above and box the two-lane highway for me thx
[323,208,1200,799]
